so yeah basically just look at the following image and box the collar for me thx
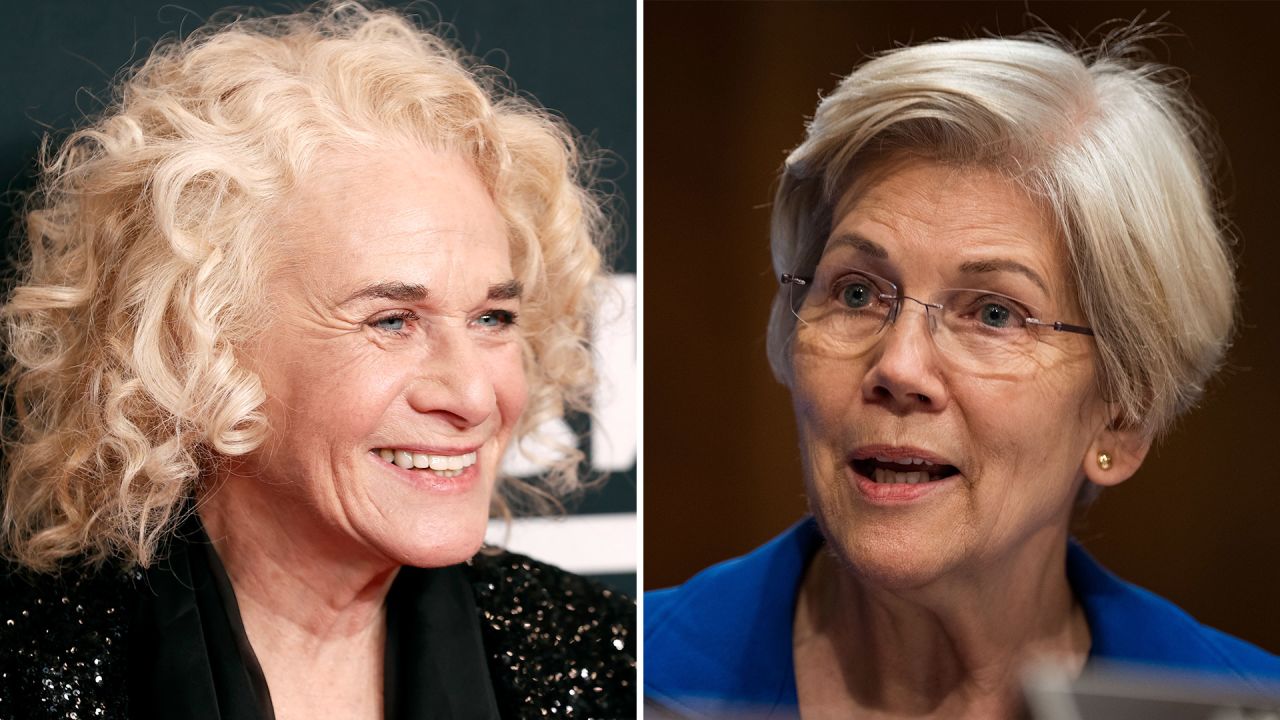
[647,516,1279,715]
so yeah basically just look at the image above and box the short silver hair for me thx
[767,35,1235,439]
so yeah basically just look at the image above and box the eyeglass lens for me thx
[787,266,1050,374]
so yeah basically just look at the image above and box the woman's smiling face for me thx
[791,157,1128,588]
[230,145,526,569]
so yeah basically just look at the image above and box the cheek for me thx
[315,373,403,435]
[791,356,858,439]
[491,347,528,434]
[254,338,409,456]
[959,375,1092,520]
[990,366,1095,456]
[789,358,861,494]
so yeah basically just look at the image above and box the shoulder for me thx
[1068,541,1280,692]
[463,549,636,717]
[645,518,821,716]
[0,560,136,720]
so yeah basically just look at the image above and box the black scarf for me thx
[127,517,501,719]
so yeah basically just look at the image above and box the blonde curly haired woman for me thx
[0,3,633,718]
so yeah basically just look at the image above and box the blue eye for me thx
[369,312,413,333]
[950,291,1034,332]
[476,309,518,329]
[979,302,1013,328]
[840,283,874,309]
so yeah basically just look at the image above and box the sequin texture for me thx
[0,562,132,719]
[465,552,636,718]
[1,552,635,718]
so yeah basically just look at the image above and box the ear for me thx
[1082,414,1152,488]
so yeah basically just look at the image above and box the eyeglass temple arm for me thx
[1027,318,1095,336]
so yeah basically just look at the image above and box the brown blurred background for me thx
[644,1,1280,653]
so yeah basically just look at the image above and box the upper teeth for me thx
[875,456,931,465]
[377,449,478,472]
[873,468,932,484]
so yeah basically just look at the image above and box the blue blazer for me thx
[645,518,1280,717]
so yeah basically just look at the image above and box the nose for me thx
[406,326,497,430]
[860,298,949,414]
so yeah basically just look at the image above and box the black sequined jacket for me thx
[0,550,635,719]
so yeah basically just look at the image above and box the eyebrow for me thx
[826,232,889,259]
[339,279,523,306]
[957,259,1049,295]
[828,232,1050,295]
[340,281,429,306]
[487,279,524,301]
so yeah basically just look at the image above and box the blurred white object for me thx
[1023,660,1280,720]
[500,273,637,477]
[592,273,637,472]
[485,513,636,575]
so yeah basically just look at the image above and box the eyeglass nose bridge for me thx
[882,292,943,333]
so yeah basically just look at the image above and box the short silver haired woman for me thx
[646,33,1278,719]
[0,4,633,718]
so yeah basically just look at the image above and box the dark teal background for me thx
[1,1,634,270]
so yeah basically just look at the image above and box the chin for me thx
[389,519,488,569]
[398,539,486,569]
[366,493,493,569]
[814,505,967,592]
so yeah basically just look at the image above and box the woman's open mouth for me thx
[847,448,962,503]
[373,448,478,479]
[851,456,960,484]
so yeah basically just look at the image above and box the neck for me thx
[196,471,397,654]
[794,526,1090,719]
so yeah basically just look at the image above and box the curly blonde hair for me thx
[2,1,607,571]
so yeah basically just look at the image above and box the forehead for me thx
[272,145,512,296]
[827,158,1068,292]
